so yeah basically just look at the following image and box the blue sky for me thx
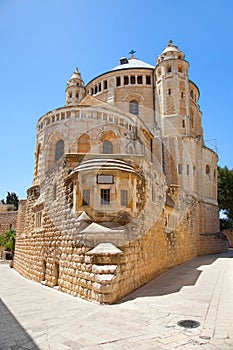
[0,0,232,200]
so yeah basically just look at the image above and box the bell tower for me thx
[65,68,85,105]
[154,40,193,138]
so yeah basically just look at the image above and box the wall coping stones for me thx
[86,243,123,255]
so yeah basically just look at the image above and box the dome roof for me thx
[112,56,154,71]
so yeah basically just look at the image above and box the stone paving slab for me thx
[0,251,233,349]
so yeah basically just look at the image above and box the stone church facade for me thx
[14,41,226,303]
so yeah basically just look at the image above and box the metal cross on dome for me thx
[129,49,136,56]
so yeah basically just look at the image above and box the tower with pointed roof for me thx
[65,67,85,105]
[155,40,203,139]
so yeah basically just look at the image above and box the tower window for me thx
[206,164,210,174]
[116,76,121,86]
[178,66,183,73]
[53,183,57,201]
[168,89,171,95]
[130,76,135,84]
[129,100,139,116]
[94,86,98,94]
[103,80,108,89]
[69,92,72,98]
[137,75,142,84]
[193,165,196,176]
[178,164,182,175]
[55,140,64,162]
[76,92,79,98]
[35,211,43,228]
[182,120,185,128]
[100,189,110,205]
[124,76,129,85]
[181,92,184,98]
[103,140,113,154]
[121,190,128,206]
[146,75,151,84]
[98,83,101,92]
[187,164,190,175]
[167,66,172,73]
[82,189,90,206]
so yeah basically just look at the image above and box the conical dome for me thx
[66,67,84,88]
[157,40,185,63]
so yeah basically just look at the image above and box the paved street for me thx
[0,250,233,350]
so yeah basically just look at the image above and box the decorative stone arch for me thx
[124,94,144,116]
[100,130,119,154]
[46,132,65,170]
[124,93,144,103]
[77,133,90,154]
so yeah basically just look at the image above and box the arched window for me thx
[103,140,113,154]
[129,100,139,116]
[78,134,90,153]
[55,140,64,162]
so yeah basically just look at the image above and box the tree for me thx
[5,192,19,210]
[0,229,16,252]
[218,166,233,228]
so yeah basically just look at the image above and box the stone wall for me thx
[14,189,226,304]
[0,211,17,235]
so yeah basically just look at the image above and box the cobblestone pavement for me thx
[0,250,233,350]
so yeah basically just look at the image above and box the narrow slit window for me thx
[124,76,129,85]
[178,164,182,175]
[82,189,90,206]
[130,76,135,84]
[146,75,151,84]
[103,80,108,89]
[121,190,128,206]
[116,77,121,86]
[137,75,142,84]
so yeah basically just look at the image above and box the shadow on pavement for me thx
[118,251,233,303]
[0,298,39,350]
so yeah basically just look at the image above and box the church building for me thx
[14,41,226,303]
